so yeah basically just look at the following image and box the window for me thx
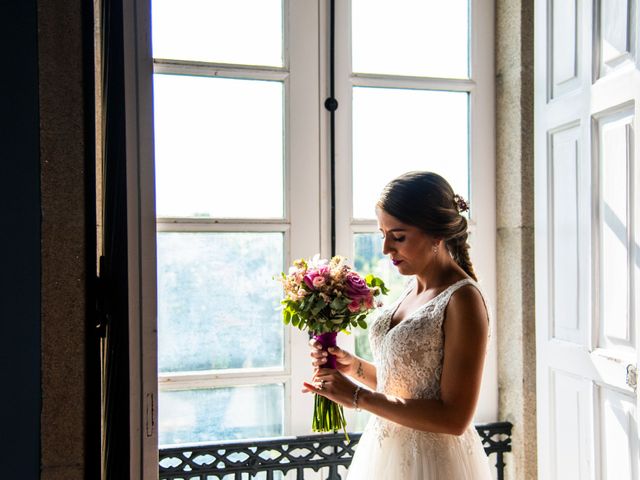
[151,0,495,445]
[152,0,321,443]
[335,0,495,430]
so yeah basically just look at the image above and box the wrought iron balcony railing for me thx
[159,421,512,480]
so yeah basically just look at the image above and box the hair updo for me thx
[376,171,477,281]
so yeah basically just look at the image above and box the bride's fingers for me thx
[312,357,331,369]
[308,339,324,351]
[327,346,344,355]
[310,350,328,361]
[313,369,338,381]
[303,381,326,395]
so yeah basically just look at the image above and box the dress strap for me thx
[445,277,476,294]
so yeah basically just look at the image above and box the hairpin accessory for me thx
[453,194,469,213]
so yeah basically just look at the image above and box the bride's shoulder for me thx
[445,280,490,326]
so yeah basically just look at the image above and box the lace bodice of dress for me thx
[347,278,493,479]
[368,277,482,400]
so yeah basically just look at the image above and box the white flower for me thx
[311,253,329,267]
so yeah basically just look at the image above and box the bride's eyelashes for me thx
[380,234,406,242]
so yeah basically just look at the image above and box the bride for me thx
[304,171,492,479]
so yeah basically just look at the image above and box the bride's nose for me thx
[382,236,393,255]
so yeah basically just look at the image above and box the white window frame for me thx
[330,0,497,423]
[125,0,497,475]
[122,0,159,477]
[153,1,322,438]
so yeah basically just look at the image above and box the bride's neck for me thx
[414,256,465,294]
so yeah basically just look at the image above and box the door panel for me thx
[550,124,583,343]
[536,0,639,478]
[595,0,636,77]
[550,0,582,99]
[550,370,594,479]
[595,109,634,352]
[599,386,639,479]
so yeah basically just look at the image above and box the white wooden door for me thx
[535,0,640,478]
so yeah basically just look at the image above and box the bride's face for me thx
[376,208,439,276]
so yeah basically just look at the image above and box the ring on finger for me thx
[319,379,326,390]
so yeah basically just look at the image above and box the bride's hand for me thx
[309,338,356,376]
[303,369,363,409]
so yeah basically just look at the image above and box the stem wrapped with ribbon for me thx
[311,332,346,433]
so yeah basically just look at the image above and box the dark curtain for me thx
[0,1,41,477]
[99,0,131,477]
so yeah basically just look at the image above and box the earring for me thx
[432,245,438,254]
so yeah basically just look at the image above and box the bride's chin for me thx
[395,263,411,274]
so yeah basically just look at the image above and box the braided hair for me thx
[376,171,477,281]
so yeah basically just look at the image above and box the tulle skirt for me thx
[347,417,492,480]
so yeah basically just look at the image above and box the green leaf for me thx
[365,275,389,295]
[357,318,367,329]
[283,309,291,325]
[329,297,342,310]
[330,296,350,311]
[311,297,326,316]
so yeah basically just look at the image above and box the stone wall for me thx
[39,0,90,478]
[495,1,537,479]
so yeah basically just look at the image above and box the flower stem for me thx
[312,394,348,441]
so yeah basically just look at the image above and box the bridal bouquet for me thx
[278,254,388,434]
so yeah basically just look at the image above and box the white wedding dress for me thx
[347,278,492,480]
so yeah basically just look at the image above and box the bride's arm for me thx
[307,285,488,436]
[348,355,377,390]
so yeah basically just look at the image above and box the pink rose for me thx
[347,299,361,313]
[345,271,371,301]
[303,265,329,290]
[312,276,326,288]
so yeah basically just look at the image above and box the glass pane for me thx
[157,232,284,373]
[352,87,468,219]
[352,0,468,78]
[159,384,284,445]
[154,74,284,218]
[152,0,283,67]
[353,233,408,362]
[351,233,407,432]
